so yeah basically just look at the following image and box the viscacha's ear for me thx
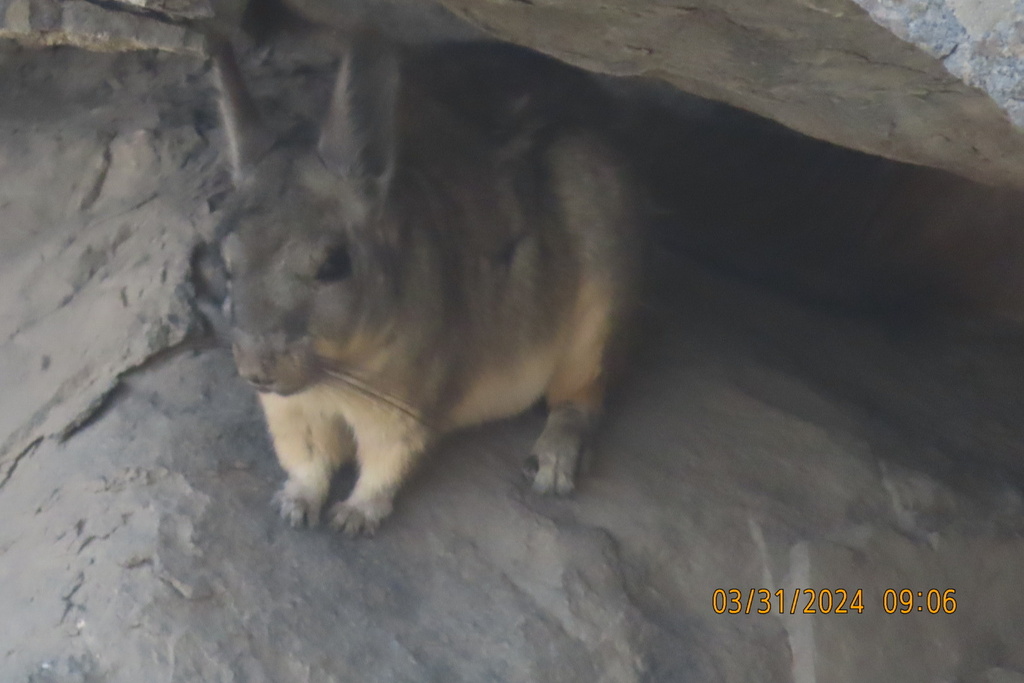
[317,32,400,207]
[208,33,275,182]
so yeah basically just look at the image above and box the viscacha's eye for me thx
[315,245,352,283]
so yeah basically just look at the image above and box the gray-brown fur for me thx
[208,32,643,534]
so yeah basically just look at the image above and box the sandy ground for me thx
[2,40,1024,683]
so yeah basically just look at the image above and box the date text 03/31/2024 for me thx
[712,588,958,615]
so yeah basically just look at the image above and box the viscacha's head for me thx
[209,33,401,396]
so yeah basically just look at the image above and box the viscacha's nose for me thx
[231,332,281,391]
[232,348,273,389]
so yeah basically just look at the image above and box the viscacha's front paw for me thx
[527,438,589,496]
[527,405,592,496]
[273,482,326,528]
[328,497,392,537]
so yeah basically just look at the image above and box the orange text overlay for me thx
[712,588,958,615]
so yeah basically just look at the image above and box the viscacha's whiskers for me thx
[320,366,427,425]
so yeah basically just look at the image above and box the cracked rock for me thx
[0,0,205,54]
[0,46,214,482]
[418,0,1024,187]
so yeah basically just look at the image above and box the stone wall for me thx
[7,0,1024,187]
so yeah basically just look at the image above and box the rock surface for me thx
[2,42,1024,683]
[0,44,219,486]
[427,0,1024,188]
[6,0,1024,187]
[0,0,205,53]
[855,0,1024,129]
